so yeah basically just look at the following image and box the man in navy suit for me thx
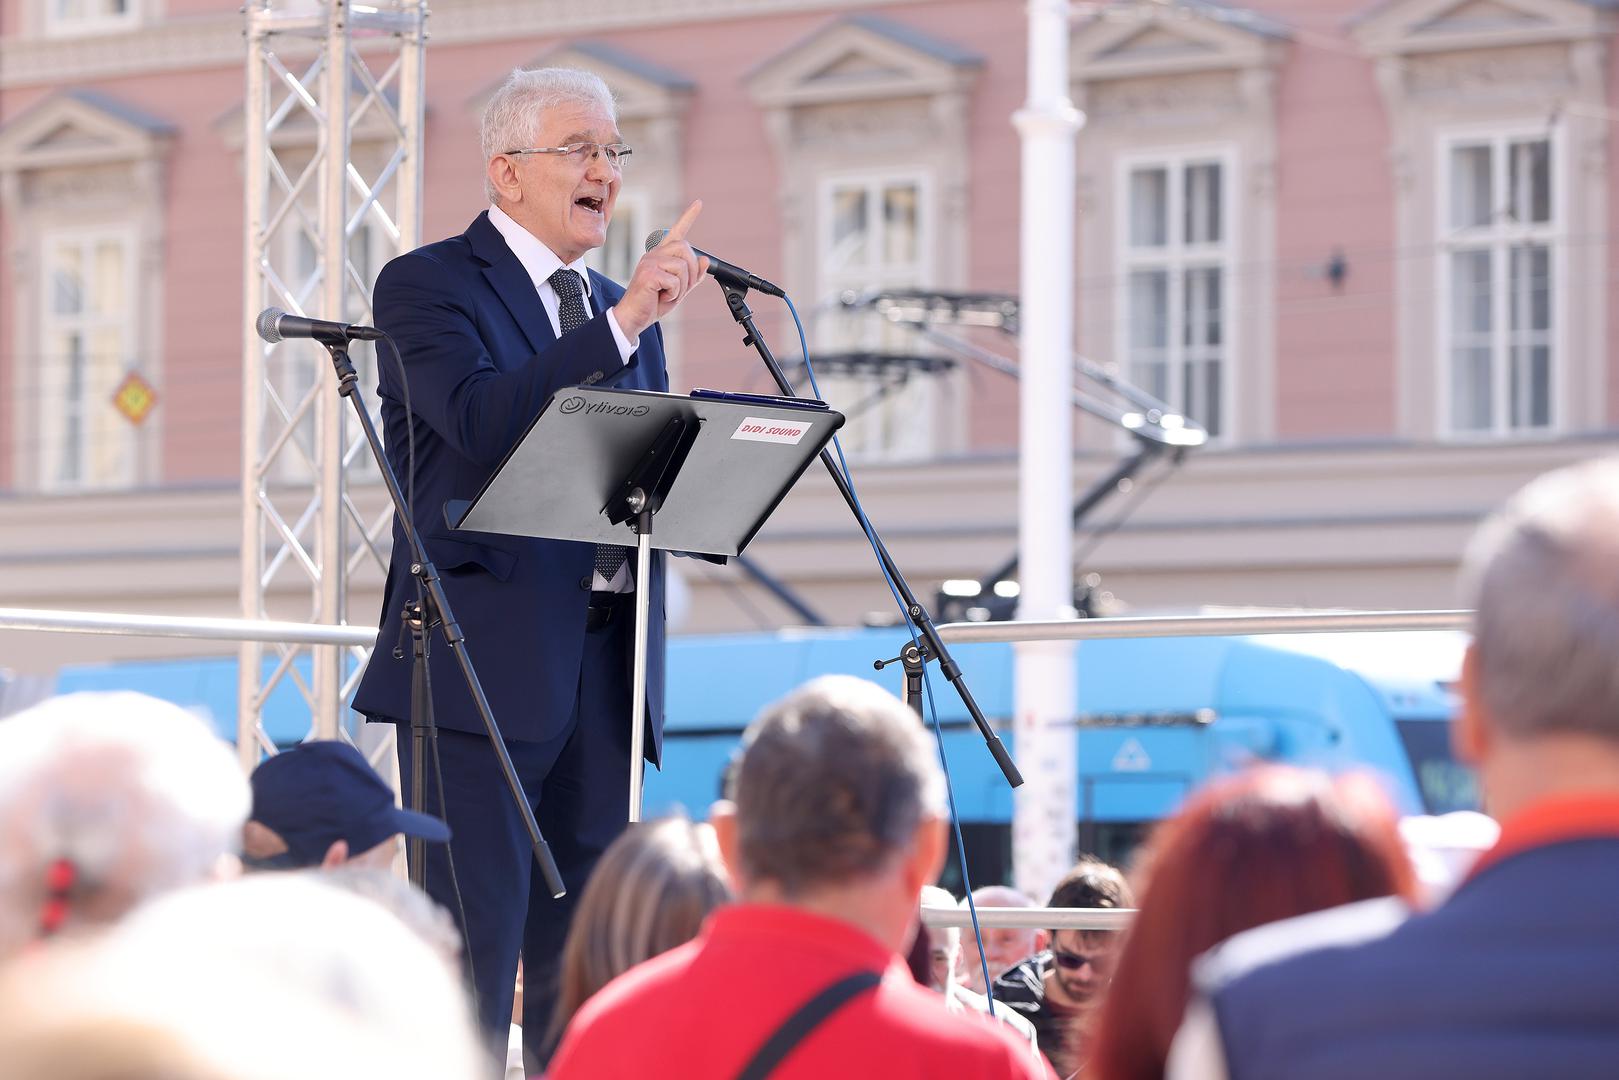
[350,66,708,1067]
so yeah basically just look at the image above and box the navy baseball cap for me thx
[248,740,451,868]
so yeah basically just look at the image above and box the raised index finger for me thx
[664,199,703,244]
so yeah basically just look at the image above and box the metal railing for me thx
[921,904,1132,931]
[0,606,1469,651]
[0,604,1472,783]
[936,609,1470,643]
[0,607,375,648]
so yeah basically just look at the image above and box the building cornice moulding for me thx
[0,15,242,89]
[0,0,911,89]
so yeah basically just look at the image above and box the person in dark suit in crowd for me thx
[1168,457,1619,1079]
[350,65,707,1067]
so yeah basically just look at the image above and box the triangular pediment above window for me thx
[808,51,908,82]
[1352,0,1613,55]
[1072,1,1287,81]
[1099,26,1223,62]
[745,13,981,108]
[0,89,172,174]
[468,42,695,123]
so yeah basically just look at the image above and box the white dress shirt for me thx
[488,203,637,593]
[486,203,637,363]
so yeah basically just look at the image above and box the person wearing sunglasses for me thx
[350,65,709,1072]
[991,857,1134,1080]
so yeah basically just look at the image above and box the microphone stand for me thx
[715,281,1023,787]
[322,338,565,897]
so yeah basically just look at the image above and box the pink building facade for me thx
[1,0,1616,672]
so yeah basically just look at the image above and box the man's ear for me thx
[1453,642,1491,767]
[487,155,521,206]
[241,821,289,861]
[905,816,949,896]
[320,839,350,869]
[709,800,744,887]
[1033,928,1049,953]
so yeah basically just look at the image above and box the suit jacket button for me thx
[579,575,592,590]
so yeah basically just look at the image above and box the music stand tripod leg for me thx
[629,502,653,823]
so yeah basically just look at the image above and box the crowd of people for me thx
[2,460,1618,1078]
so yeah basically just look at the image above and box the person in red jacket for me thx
[548,675,1055,1080]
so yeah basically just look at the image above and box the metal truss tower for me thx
[238,0,426,767]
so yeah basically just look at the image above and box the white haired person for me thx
[919,885,1042,1065]
[0,691,248,959]
[960,885,1045,994]
[0,874,487,1080]
[346,64,711,1066]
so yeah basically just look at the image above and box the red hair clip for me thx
[37,857,76,938]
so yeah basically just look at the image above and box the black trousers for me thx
[395,608,633,1071]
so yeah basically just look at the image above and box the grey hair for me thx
[96,875,484,1080]
[969,884,1037,908]
[480,67,617,203]
[728,675,948,895]
[0,692,249,959]
[1461,456,1619,741]
[311,865,463,966]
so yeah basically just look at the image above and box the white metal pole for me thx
[312,0,351,739]
[239,2,271,773]
[397,8,427,257]
[1011,0,1084,904]
[629,523,653,822]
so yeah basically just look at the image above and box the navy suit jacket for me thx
[1190,835,1619,1079]
[352,211,667,764]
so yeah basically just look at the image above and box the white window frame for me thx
[37,224,139,492]
[43,0,139,38]
[813,168,940,462]
[1113,146,1238,443]
[1435,124,1566,439]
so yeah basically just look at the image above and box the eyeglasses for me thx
[504,142,632,170]
[1050,948,1111,973]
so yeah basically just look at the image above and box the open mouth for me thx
[575,196,604,214]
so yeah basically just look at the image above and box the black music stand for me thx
[449,386,843,819]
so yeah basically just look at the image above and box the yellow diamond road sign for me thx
[112,371,157,425]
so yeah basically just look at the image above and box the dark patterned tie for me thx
[550,268,630,586]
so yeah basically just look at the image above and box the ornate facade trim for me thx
[1353,0,1611,438]
[0,90,173,491]
[0,0,910,89]
[1070,1,1286,445]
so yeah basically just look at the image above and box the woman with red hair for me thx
[1084,766,1418,1080]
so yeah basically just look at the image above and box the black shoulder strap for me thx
[734,970,883,1080]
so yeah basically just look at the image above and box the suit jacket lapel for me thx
[587,268,621,318]
[467,211,556,357]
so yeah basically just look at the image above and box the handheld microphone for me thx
[644,230,785,298]
[255,307,385,345]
